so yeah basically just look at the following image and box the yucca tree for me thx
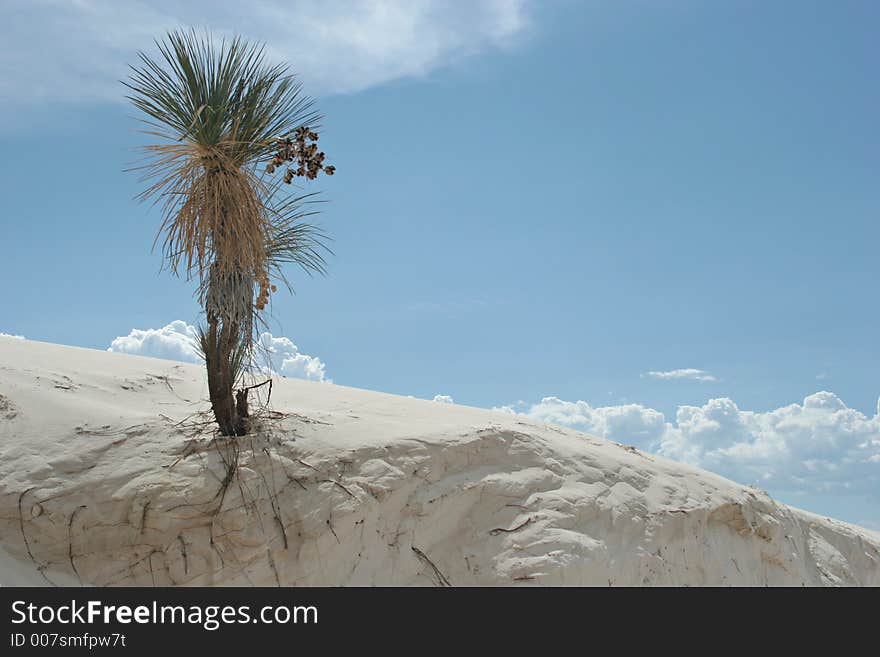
[126,30,334,436]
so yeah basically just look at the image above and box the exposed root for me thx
[260,447,288,549]
[266,549,281,586]
[490,517,534,536]
[147,549,162,586]
[412,546,452,587]
[147,373,192,402]
[323,479,356,498]
[178,534,188,575]
[68,505,87,584]
[287,474,308,491]
[17,487,57,586]
[211,437,240,509]
[17,487,37,562]
[139,501,151,535]
[293,458,356,498]
[327,519,340,544]
[295,458,320,472]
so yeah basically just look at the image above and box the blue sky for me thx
[1,1,878,528]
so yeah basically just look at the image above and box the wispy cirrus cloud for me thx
[643,368,717,382]
[1,0,531,112]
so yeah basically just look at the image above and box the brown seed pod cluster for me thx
[255,270,278,310]
[266,126,335,183]
[258,126,333,311]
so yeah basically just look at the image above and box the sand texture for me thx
[1,337,878,586]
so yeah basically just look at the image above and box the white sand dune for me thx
[1,336,878,586]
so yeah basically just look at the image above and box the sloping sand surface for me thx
[1,336,878,586]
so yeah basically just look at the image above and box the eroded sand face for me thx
[1,337,878,586]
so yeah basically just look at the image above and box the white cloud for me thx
[433,394,454,404]
[502,392,880,500]
[658,392,880,495]
[644,368,717,382]
[108,320,200,362]
[0,333,25,339]
[1,0,531,111]
[254,332,328,383]
[108,320,327,382]
[496,397,667,445]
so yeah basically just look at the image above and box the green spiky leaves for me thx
[125,28,333,318]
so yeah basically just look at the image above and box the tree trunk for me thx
[204,315,247,436]
[202,234,253,436]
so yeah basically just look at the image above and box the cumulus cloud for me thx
[643,368,717,382]
[658,392,880,495]
[496,397,667,445]
[108,320,200,362]
[1,0,531,111]
[502,392,880,499]
[108,321,328,382]
[433,394,454,404]
[254,332,328,383]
